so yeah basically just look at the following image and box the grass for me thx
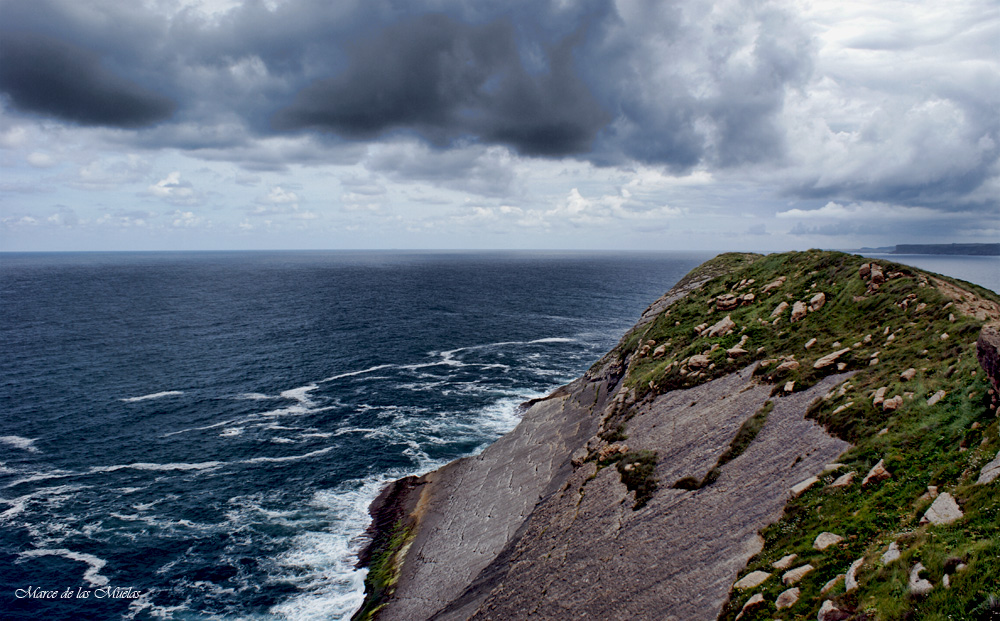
[351,519,415,621]
[627,250,1000,620]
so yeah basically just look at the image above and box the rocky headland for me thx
[354,250,1000,620]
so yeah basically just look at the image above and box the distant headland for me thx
[853,243,1000,256]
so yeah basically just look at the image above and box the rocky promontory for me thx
[354,251,1000,620]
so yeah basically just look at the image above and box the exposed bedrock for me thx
[368,363,851,621]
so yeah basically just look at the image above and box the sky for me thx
[0,0,997,252]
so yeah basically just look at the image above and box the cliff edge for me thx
[355,250,1000,620]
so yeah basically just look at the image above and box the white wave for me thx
[321,364,395,383]
[237,392,280,400]
[0,484,87,522]
[4,470,77,489]
[162,419,234,437]
[270,438,296,444]
[19,548,109,586]
[121,390,184,403]
[242,447,334,464]
[0,435,39,452]
[219,427,244,437]
[88,461,224,474]
[281,384,319,405]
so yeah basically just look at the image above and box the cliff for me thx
[354,250,1000,620]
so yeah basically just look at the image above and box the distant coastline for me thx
[852,243,1000,256]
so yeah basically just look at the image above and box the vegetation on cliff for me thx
[603,250,999,620]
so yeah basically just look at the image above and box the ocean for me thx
[1,250,716,621]
[1,250,995,621]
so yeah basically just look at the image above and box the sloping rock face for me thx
[362,259,851,621]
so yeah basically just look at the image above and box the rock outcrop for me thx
[355,251,1000,621]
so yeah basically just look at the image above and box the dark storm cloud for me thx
[272,13,610,157]
[0,32,176,128]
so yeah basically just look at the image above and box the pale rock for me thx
[862,459,891,486]
[784,381,795,393]
[733,570,771,589]
[775,587,800,609]
[977,450,1000,484]
[927,390,946,406]
[824,463,845,472]
[790,476,818,497]
[783,564,814,585]
[901,368,917,381]
[688,354,711,369]
[740,293,755,305]
[814,348,852,369]
[791,300,808,322]
[877,427,889,436]
[770,301,789,318]
[693,322,709,335]
[837,362,847,371]
[873,387,887,407]
[716,294,739,311]
[941,332,949,340]
[863,333,872,343]
[927,485,938,498]
[776,360,800,372]
[652,344,667,358]
[820,574,844,595]
[870,264,885,284]
[805,337,817,349]
[909,562,933,595]
[886,333,895,342]
[735,592,765,619]
[859,263,871,278]
[881,542,901,564]
[761,276,786,293]
[813,532,844,550]
[949,313,956,322]
[706,314,737,338]
[829,471,855,488]
[809,292,827,312]
[943,573,950,589]
[772,554,797,570]
[832,401,853,415]
[869,358,879,366]
[845,557,864,592]
[883,395,903,411]
[818,600,845,621]
[920,492,963,525]
[727,346,748,357]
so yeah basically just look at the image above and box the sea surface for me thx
[1,250,995,621]
[1,250,716,621]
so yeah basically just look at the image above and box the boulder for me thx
[706,315,736,338]
[688,354,711,369]
[845,557,864,592]
[813,532,844,551]
[770,301,789,318]
[735,593,764,619]
[776,360,800,372]
[818,600,850,621]
[820,574,844,595]
[775,587,800,610]
[873,387,887,407]
[726,346,748,357]
[870,264,885,285]
[784,381,796,393]
[814,348,852,369]
[761,276,786,293]
[772,554,798,570]
[858,263,871,278]
[790,476,819,497]
[920,492,963,525]
[733,570,771,589]
[862,459,891,486]
[782,564,814,585]
[805,337,817,349]
[791,301,808,322]
[809,292,827,312]
[716,294,740,311]
[881,541,901,564]
[829,471,855,488]
[900,368,917,381]
[740,293,755,305]
[882,395,903,411]
[909,562,933,595]
[978,451,1000,485]
[976,326,1000,395]
[652,344,668,358]
[927,390,946,406]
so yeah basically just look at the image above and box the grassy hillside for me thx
[611,250,999,620]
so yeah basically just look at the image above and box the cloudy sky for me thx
[1,0,997,251]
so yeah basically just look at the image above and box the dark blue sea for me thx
[1,250,718,620]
